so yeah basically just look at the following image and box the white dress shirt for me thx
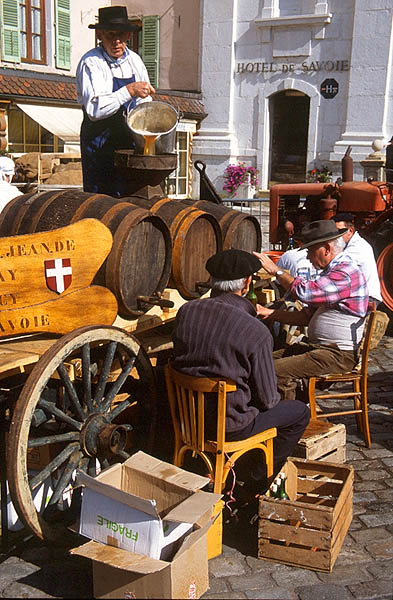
[76,45,151,121]
[342,231,382,302]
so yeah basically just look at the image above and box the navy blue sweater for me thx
[172,292,281,433]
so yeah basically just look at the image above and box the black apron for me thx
[80,72,137,197]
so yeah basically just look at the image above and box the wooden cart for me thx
[0,220,186,547]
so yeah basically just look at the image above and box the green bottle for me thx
[246,280,258,306]
[279,472,289,500]
[286,237,295,250]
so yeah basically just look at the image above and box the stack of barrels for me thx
[0,190,261,319]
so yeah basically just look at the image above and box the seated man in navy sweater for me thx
[171,248,309,495]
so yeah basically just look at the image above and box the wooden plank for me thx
[295,478,344,498]
[294,423,346,461]
[259,498,333,530]
[287,457,351,480]
[330,494,353,565]
[0,285,117,337]
[0,219,113,314]
[259,519,332,550]
[258,539,332,572]
[331,467,354,524]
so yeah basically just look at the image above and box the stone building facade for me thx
[193,0,393,194]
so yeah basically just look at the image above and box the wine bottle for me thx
[279,472,289,500]
[286,236,295,250]
[246,280,257,306]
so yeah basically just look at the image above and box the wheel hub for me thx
[80,413,127,458]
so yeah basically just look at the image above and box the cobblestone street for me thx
[0,336,392,599]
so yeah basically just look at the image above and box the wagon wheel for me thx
[7,325,157,543]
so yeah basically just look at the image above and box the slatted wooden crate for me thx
[293,420,346,463]
[258,457,353,572]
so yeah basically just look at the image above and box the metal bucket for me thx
[126,101,178,155]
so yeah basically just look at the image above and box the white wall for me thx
[193,0,393,193]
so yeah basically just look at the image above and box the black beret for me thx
[206,249,261,279]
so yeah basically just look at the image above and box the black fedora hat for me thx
[206,249,261,280]
[300,220,347,250]
[89,6,139,31]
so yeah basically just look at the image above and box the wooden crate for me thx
[293,420,346,463]
[258,457,353,572]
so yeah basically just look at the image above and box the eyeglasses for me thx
[101,30,129,41]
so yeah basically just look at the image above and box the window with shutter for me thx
[1,0,21,63]
[142,16,159,88]
[20,0,46,64]
[55,0,71,70]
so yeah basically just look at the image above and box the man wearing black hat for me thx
[172,249,309,494]
[255,220,370,401]
[76,6,155,196]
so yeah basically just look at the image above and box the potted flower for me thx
[223,162,259,198]
[306,165,333,183]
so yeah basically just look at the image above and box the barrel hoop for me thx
[71,194,115,223]
[101,202,135,226]
[0,192,36,234]
[12,191,57,236]
[29,190,66,234]
[147,197,173,214]
[169,206,201,238]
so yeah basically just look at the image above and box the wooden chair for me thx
[164,364,277,494]
[308,303,377,448]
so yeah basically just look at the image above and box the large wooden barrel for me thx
[0,191,172,319]
[185,199,262,252]
[124,196,222,299]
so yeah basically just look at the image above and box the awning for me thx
[16,103,83,143]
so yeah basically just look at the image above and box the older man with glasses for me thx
[76,6,155,196]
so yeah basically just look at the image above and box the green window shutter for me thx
[142,16,159,88]
[1,0,20,63]
[55,0,71,70]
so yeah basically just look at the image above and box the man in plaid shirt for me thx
[255,220,370,401]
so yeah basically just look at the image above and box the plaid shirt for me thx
[288,252,369,317]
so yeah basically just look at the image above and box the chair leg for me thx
[308,378,318,419]
[213,451,226,494]
[361,379,371,448]
[265,439,274,479]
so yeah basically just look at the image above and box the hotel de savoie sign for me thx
[236,59,350,74]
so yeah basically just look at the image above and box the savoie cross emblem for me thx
[44,258,72,294]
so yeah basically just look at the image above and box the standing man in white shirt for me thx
[76,6,155,197]
[0,156,22,210]
[331,213,382,305]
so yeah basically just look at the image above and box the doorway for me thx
[269,90,310,185]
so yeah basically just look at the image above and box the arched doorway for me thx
[269,90,310,185]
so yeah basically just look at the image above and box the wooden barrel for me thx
[185,199,262,252]
[0,190,172,319]
[124,196,222,299]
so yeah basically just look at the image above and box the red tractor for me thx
[269,148,393,330]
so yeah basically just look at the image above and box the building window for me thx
[162,131,191,198]
[7,106,64,153]
[20,0,46,64]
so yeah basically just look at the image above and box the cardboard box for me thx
[258,457,354,572]
[72,452,221,599]
[76,452,220,560]
[293,421,346,463]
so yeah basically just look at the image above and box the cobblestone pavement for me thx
[0,337,392,599]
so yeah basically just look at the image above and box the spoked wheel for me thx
[7,325,157,543]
